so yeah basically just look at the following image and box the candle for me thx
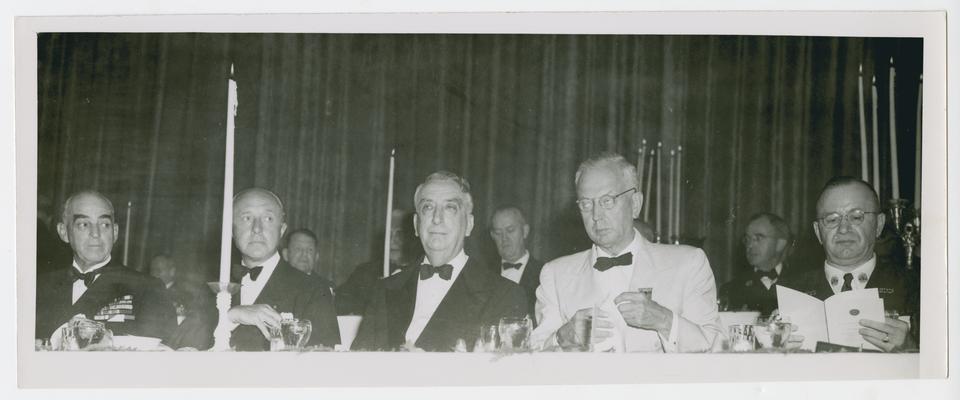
[668,149,675,241]
[123,201,131,266]
[915,75,922,209]
[889,57,900,199]
[871,76,881,195]
[383,149,396,278]
[219,65,237,286]
[643,149,654,222]
[637,140,646,193]
[656,142,662,241]
[676,146,682,243]
[858,64,869,182]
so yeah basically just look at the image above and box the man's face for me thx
[414,180,474,262]
[149,257,176,286]
[813,184,885,267]
[389,210,406,264]
[576,166,640,254]
[233,191,287,265]
[490,209,529,263]
[56,193,119,269]
[282,232,318,274]
[743,218,786,271]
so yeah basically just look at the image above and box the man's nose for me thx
[836,216,853,233]
[252,218,263,233]
[591,203,603,222]
[89,224,101,238]
[431,208,444,225]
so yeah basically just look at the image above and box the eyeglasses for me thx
[816,209,880,229]
[576,188,636,212]
[741,234,772,245]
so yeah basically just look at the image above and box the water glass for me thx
[728,324,756,352]
[281,318,312,350]
[498,317,532,351]
[476,325,499,352]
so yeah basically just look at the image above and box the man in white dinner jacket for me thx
[531,153,723,352]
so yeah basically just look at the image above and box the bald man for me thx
[227,188,339,350]
[35,191,177,343]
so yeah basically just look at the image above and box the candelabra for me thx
[887,199,920,270]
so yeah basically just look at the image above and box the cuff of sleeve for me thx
[657,310,680,353]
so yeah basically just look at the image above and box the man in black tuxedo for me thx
[149,254,217,350]
[719,212,792,317]
[227,188,339,351]
[35,191,176,343]
[352,172,528,351]
[281,228,335,296]
[489,206,543,325]
[789,177,919,352]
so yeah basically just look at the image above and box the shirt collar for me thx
[824,255,876,288]
[754,263,783,276]
[593,229,642,259]
[502,251,530,267]
[424,249,468,271]
[72,256,111,274]
[244,251,281,277]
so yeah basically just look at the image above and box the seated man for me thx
[531,153,722,353]
[719,212,792,317]
[281,228,335,296]
[789,177,919,352]
[36,191,177,343]
[148,254,217,350]
[227,188,340,350]
[489,205,543,325]
[352,171,527,351]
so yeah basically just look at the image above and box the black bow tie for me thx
[756,269,779,280]
[70,268,100,287]
[593,252,633,272]
[502,262,522,271]
[419,264,454,280]
[234,266,264,282]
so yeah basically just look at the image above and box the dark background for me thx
[36,33,923,286]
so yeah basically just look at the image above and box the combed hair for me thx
[233,187,286,218]
[574,152,639,190]
[284,228,318,248]
[413,171,474,214]
[748,212,792,242]
[489,204,527,227]
[816,176,880,212]
[60,190,115,223]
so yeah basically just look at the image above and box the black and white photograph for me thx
[13,10,950,392]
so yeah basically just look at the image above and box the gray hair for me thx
[574,152,639,190]
[233,187,286,219]
[61,190,115,223]
[413,171,474,214]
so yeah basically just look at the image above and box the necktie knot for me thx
[70,268,100,287]
[756,269,779,280]
[501,262,522,271]
[419,264,454,280]
[233,265,264,282]
[841,273,854,292]
[593,252,633,272]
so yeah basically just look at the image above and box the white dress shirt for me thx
[239,252,281,306]
[500,251,530,284]
[824,255,876,294]
[404,250,469,344]
[71,257,112,304]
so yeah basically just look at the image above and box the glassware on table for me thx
[728,324,757,352]
[280,317,313,351]
[65,316,111,350]
[475,325,500,352]
[498,317,532,352]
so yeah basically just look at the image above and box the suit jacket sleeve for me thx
[662,248,723,353]
[530,261,563,350]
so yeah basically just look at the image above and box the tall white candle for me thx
[219,65,237,286]
[871,76,881,195]
[889,57,900,199]
[123,201,131,266]
[676,146,682,242]
[668,149,675,240]
[915,75,922,209]
[656,142,662,241]
[643,149,654,222]
[636,140,646,194]
[383,149,396,278]
[858,64,869,182]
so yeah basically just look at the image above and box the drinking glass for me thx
[476,325,499,352]
[498,317,532,351]
[281,318,313,350]
[728,324,756,352]
[72,318,108,349]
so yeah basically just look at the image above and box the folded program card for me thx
[776,286,884,351]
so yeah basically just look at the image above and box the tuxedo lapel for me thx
[416,258,494,351]
[253,262,293,309]
[71,263,124,318]
[385,268,419,348]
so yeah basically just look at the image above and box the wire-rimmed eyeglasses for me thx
[576,188,637,212]
[816,209,880,229]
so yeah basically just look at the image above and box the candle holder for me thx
[207,282,242,351]
[886,198,920,270]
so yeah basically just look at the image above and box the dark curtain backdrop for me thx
[37,33,923,286]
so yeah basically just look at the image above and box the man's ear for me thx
[112,222,120,245]
[522,224,530,240]
[465,214,475,237]
[632,190,642,219]
[813,222,823,245]
[56,222,69,243]
[875,212,886,238]
[413,214,420,237]
[775,238,787,253]
[281,248,290,262]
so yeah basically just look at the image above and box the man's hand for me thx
[859,317,916,352]
[228,304,281,340]
[614,292,674,336]
[556,308,613,350]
